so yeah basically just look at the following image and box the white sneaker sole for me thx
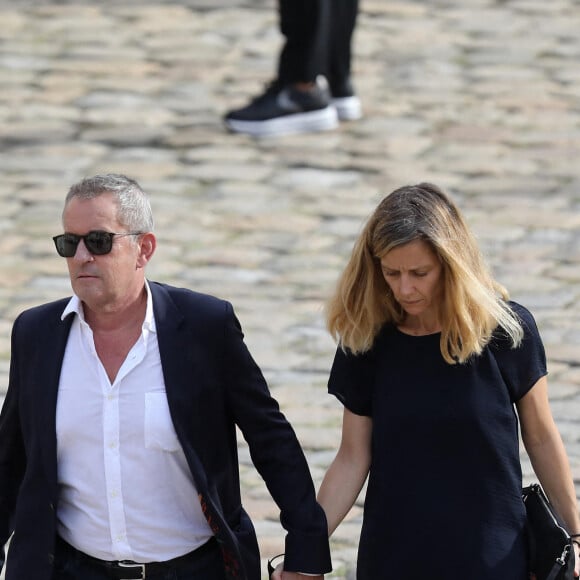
[332,96,362,121]
[225,106,339,137]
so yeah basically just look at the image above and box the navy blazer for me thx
[0,281,331,579]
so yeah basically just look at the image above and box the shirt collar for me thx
[60,280,156,333]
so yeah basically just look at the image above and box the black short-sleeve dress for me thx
[328,302,547,580]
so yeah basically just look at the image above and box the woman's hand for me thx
[270,562,283,580]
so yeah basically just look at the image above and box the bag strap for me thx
[546,561,563,580]
[545,543,571,580]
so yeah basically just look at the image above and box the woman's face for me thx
[380,239,443,321]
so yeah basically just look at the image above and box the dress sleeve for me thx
[491,302,548,402]
[328,345,375,417]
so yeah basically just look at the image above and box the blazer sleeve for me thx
[0,314,28,565]
[220,302,332,575]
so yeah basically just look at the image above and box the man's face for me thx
[61,193,146,315]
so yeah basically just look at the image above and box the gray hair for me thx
[64,174,154,232]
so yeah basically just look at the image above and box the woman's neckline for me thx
[395,325,441,337]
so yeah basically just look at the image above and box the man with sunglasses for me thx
[0,174,331,580]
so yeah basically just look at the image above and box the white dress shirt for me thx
[55,282,213,562]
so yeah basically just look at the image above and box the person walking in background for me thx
[315,183,580,579]
[225,0,361,137]
[0,173,331,580]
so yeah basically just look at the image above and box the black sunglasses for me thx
[52,230,143,257]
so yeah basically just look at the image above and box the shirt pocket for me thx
[144,392,181,452]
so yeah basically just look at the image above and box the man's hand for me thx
[270,562,323,580]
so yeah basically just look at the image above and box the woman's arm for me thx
[272,409,371,580]
[517,375,580,576]
[517,376,580,533]
[317,408,372,536]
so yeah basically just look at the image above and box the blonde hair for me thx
[326,183,523,364]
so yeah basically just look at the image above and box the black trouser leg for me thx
[327,0,359,93]
[277,0,330,84]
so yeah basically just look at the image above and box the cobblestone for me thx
[1,0,580,578]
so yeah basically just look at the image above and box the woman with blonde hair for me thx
[317,183,580,579]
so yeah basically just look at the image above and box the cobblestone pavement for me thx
[1,0,580,577]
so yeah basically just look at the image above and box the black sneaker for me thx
[329,77,362,121]
[224,77,339,137]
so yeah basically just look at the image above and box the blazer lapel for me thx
[146,283,245,579]
[38,305,74,490]
[150,282,210,491]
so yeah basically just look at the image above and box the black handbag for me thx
[522,483,575,580]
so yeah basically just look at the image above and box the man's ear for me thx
[137,232,156,268]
